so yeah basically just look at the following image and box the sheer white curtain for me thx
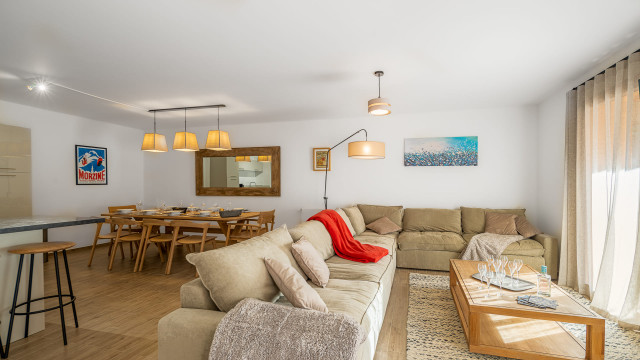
[560,52,640,328]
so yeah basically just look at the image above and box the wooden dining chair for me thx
[136,219,187,272]
[87,218,128,266]
[226,210,275,245]
[165,220,217,275]
[108,218,153,271]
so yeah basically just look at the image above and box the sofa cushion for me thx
[186,225,303,312]
[515,215,541,238]
[291,237,330,287]
[335,208,356,236]
[342,206,366,235]
[403,208,462,233]
[310,278,380,335]
[289,220,334,260]
[461,233,544,256]
[484,212,518,235]
[366,216,402,235]
[265,257,328,312]
[398,231,467,252]
[357,204,403,227]
[461,207,526,234]
[325,254,393,283]
[355,231,397,257]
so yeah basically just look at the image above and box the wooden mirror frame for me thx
[195,146,281,196]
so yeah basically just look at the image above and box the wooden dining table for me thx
[100,211,260,246]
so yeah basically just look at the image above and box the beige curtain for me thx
[560,52,640,328]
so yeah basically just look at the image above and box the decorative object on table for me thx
[404,136,478,166]
[219,209,242,218]
[205,106,232,151]
[141,111,168,152]
[312,147,331,171]
[471,272,535,291]
[537,265,552,297]
[322,129,385,209]
[516,295,558,309]
[75,145,107,185]
[368,70,391,116]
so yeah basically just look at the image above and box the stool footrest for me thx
[10,294,76,316]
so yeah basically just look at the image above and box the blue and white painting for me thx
[404,136,478,166]
[76,145,108,185]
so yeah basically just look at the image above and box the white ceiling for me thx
[0,0,639,130]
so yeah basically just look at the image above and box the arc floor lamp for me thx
[323,129,385,209]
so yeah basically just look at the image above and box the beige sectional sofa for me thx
[158,205,557,360]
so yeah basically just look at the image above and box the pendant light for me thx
[258,155,271,162]
[141,112,168,152]
[205,107,231,150]
[173,108,199,151]
[368,71,391,116]
[235,156,251,162]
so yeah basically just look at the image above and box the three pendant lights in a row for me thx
[141,71,391,153]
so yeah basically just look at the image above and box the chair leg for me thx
[129,242,133,259]
[108,239,120,271]
[88,224,102,266]
[53,252,68,345]
[156,243,165,262]
[25,254,35,338]
[4,254,24,358]
[119,242,125,259]
[135,239,149,272]
[62,250,79,328]
[165,241,178,275]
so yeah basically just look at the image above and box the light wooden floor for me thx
[4,244,445,360]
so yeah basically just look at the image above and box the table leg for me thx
[468,311,479,348]
[42,229,48,263]
[585,322,605,360]
[217,221,231,247]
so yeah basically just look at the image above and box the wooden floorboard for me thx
[4,244,446,360]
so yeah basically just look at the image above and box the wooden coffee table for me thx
[449,259,605,360]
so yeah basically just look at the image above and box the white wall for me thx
[0,100,144,247]
[144,106,541,230]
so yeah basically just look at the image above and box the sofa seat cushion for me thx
[355,230,397,257]
[462,233,544,257]
[398,231,467,252]
[311,278,379,335]
[325,254,393,283]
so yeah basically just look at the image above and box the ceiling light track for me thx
[147,104,226,113]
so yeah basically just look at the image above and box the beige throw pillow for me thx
[291,237,330,287]
[515,215,541,238]
[366,216,402,235]
[357,204,404,227]
[264,257,328,312]
[335,208,356,236]
[342,206,366,235]
[484,212,518,235]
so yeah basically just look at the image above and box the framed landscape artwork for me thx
[313,147,331,171]
[76,145,108,185]
[404,136,478,166]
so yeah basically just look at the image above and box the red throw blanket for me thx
[308,210,388,263]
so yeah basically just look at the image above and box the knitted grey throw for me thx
[460,232,524,261]
[209,298,365,360]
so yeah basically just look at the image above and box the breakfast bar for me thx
[0,217,104,347]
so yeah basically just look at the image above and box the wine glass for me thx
[500,255,509,266]
[477,263,487,289]
[514,259,524,285]
[201,202,207,211]
[487,256,495,277]
[485,269,495,299]
[136,201,142,211]
[507,260,516,286]
[496,268,506,297]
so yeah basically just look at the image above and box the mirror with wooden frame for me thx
[195,146,280,196]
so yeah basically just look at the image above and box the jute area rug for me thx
[407,273,640,360]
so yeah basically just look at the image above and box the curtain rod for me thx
[572,48,640,90]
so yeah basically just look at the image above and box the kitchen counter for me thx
[0,216,104,235]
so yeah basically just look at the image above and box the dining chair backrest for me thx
[257,210,276,232]
[169,220,210,233]
[111,217,142,229]
[142,219,171,238]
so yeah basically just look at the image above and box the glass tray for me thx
[471,272,535,292]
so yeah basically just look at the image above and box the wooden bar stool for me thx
[1,242,78,359]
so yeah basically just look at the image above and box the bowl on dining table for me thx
[166,211,182,216]
[142,209,159,215]
[116,209,134,214]
[197,210,212,217]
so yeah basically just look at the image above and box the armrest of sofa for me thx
[158,308,226,360]
[533,234,559,280]
[181,278,219,311]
